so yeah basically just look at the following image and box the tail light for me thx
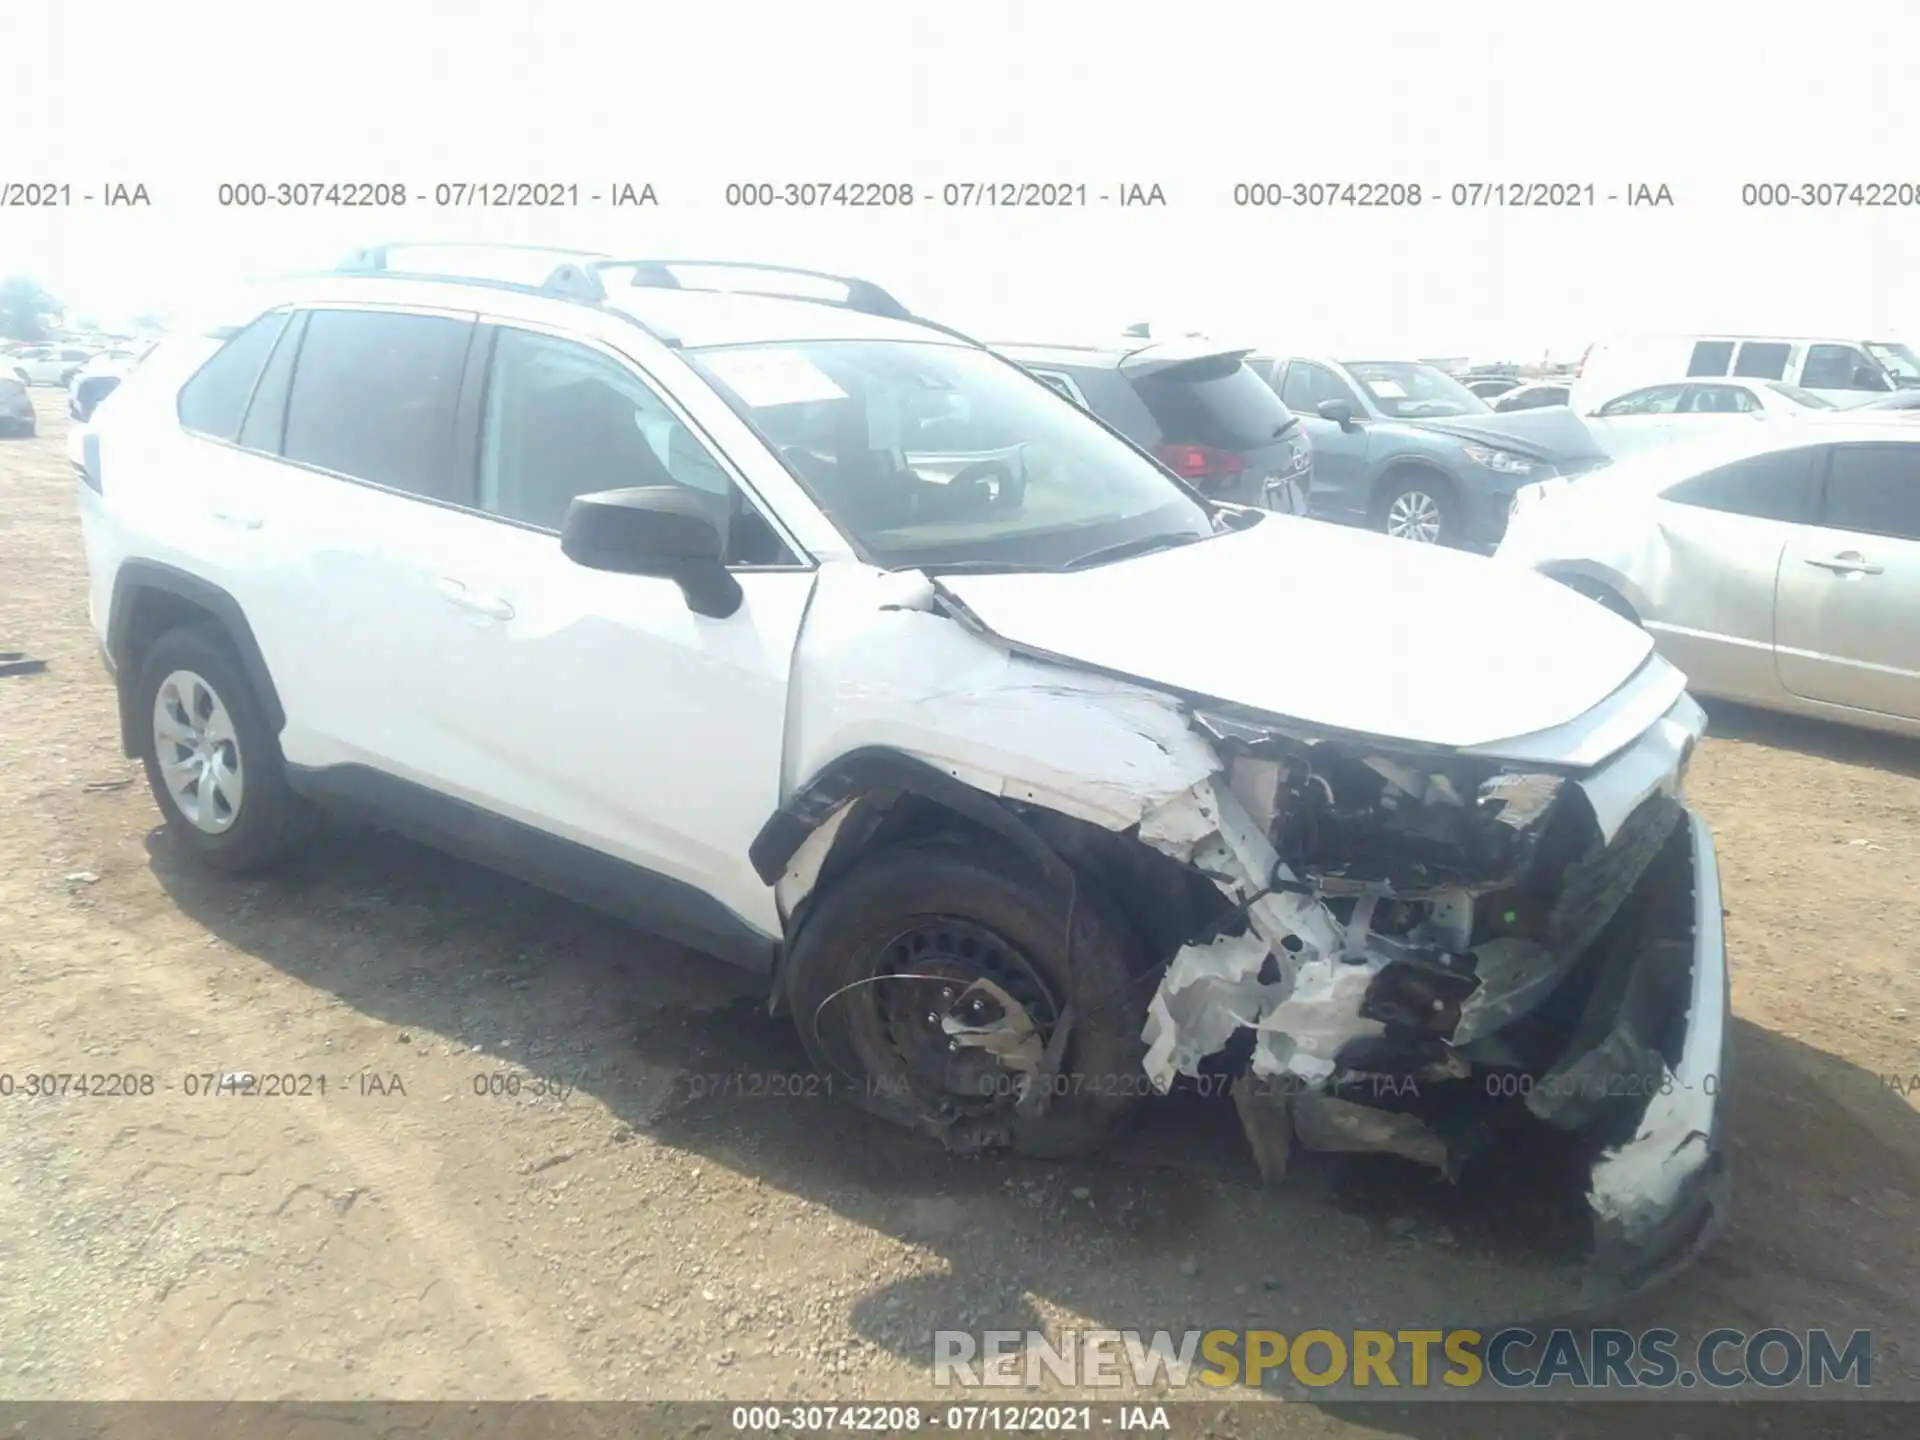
[1154,442,1247,489]
[1574,345,1592,378]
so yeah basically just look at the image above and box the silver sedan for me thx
[1493,418,1920,738]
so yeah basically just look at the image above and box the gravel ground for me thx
[1,390,1917,1432]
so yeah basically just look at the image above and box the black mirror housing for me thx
[1316,398,1356,427]
[560,487,743,618]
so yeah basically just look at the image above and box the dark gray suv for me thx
[1249,354,1610,547]
[993,334,1312,513]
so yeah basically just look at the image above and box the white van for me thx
[1568,334,1920,413]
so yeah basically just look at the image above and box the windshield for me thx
[689,340,1216,569]
[1342,361,1491,418]
[1767,382,1834,409]
[1865,343,1920,385]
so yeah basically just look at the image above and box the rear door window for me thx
[1687,341,1735,376]
[280,308,474,501]
[1681,385,1758,414]
[1732,341,1792,380]
[1129,355,1294,450]
[1820,444,1920,541]
[176,311,292,441]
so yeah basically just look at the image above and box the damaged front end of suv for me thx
[1131,687,1727,1303]
[762,543,1729,1307]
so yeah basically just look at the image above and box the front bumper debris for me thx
[1576,810,1729,1302]
[1132,691,1727,1299]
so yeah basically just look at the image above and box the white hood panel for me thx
[936,516,1656,751]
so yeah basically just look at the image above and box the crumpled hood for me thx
[934,516,1655,751]
[1397,407,1608,465]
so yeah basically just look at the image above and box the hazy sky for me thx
[5,1,1920,361]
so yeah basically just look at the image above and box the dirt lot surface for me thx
[2,392,1918,1432]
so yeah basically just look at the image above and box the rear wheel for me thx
[783,840,1150,1158]
[135,626,317,873]
[1377,471,1457,545]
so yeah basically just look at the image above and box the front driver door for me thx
[1280,360,1370,520]
[411,322,817,948]
[1775,442,1920,721]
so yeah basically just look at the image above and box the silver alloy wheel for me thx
[152,669,244,834]
[1386,489,1443,543]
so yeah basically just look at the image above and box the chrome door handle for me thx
[1805,553,1883,575]
[435,576,515,620]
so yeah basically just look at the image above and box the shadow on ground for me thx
[1701,699,1920,782]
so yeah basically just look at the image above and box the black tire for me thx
[1375,470,1458,545]
[783,840,1150,1159]
[134,625,316,873]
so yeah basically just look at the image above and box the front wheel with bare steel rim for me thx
[135,626,316,873]
[782,841,1151,1159]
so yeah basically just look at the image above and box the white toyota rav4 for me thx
[77,246,1728,1300]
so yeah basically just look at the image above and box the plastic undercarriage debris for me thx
[1134,695,1727,1300]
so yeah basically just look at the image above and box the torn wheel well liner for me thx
[750,747,1075,892]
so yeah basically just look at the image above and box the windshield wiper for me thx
[910,559,1065,575]
[1059,530,1209,571]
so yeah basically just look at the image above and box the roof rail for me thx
[325,244,988,349]
[587,259,913,320]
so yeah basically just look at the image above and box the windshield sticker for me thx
[700,351,848,408]
[1368,378,1407,398]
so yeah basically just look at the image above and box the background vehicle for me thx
[1465,374,1524,399]
[1855,389,1920,413]
[1583,376,1835,459]
[68,349,138,422]
[1570,333,1920,412]
[1498,422,1920,738]
[10,343,94,386]
[1247,353,1610,546]
[0,375,34,437]
[1493,382,1570,412]
[992,336,1311,512]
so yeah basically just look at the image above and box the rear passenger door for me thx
[1775,443,1920,720]
[219,303,481,780]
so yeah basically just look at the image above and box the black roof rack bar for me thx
[587,259,913,321]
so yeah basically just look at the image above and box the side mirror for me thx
[1316,398,1356,429]
[1853,366,1892,392]
[560,487,743,619]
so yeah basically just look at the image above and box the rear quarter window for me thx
[1130,356,1294,450]
[1660,446,1819,523]
[176,311,292,441]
